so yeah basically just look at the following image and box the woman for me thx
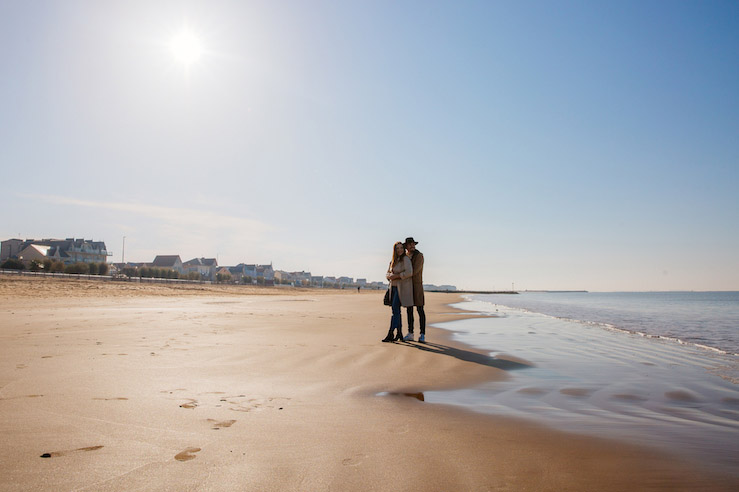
[382,241,414,342]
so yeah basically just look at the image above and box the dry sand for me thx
[1,275,736,491]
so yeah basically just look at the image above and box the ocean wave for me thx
[462,296,738,358]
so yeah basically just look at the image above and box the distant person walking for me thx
[382,241,413,343]
[403,237,426,342]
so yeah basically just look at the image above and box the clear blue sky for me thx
[1,1,737,291]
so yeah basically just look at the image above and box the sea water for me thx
[474,291,739,355]
[425,292,739,475]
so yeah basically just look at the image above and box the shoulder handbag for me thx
[384,260,393,306]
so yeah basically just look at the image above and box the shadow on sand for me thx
[398,340,532,372]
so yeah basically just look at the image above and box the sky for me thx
[1,0,738,291]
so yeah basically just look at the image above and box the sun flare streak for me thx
[169,27,203,65]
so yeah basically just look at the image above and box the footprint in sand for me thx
[40,445,103,458]
[342,454,366,466]
[228,403,258,413]
[180,399,198,409]
[207,419,236,430]
[227,396,291,413]
[93,397,128,401]
[175,447,201,462]
[161,388,187,395]
[0,395,43,401]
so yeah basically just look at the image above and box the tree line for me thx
[1,259,110,275]
[120,266,227,282]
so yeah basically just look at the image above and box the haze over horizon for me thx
[2,1,737,292]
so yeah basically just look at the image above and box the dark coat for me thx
[409,250,424,306]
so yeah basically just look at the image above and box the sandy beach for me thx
[1,275,736,491]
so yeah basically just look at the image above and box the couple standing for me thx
[383,237,425,343]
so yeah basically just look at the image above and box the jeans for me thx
[406,306,426,334]
[390,286,401,331]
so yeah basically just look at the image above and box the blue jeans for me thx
[389,286,401,332]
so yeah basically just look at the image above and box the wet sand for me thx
[1,275,736,491]
[425,303,739,476]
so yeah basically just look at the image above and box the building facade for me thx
[151,255,184,274]
[3,238,111,265]
[183,257,218,280]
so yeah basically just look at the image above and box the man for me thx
[403,237,426,342]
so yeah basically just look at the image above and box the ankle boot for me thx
[381,329,394,342]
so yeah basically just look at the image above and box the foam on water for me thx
[469,291,739,355]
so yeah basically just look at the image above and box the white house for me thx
[17,244,51,265]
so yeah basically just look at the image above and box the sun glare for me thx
[170,27,203,65]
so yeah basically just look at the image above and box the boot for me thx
[381,329,394,343]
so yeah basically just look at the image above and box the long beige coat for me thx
[409,250,424,306]
[388,256,414,307]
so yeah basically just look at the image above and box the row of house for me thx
[273,270,378,288]
[124,255,384,288]
[113,256,386,287]
[1,238,388,288]
[112,255,278,284]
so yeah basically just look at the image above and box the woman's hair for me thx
[390,241,405,268]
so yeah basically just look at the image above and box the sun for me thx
[170,27,203,65]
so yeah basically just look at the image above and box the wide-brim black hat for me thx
[404,237,418,245]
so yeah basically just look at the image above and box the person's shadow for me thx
[400,340,532,371]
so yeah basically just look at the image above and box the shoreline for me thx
[1,276,736,490]
[427,295,739,477]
